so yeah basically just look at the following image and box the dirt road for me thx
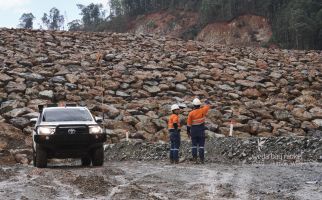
[1,160,322,200]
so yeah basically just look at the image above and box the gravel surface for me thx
[1,161,322,200]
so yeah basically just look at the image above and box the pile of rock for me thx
[0,28,321,151]
[105,137,322,164]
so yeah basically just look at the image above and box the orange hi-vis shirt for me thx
[187,105,210,127]
[168,114,181,130]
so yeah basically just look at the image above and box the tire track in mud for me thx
[2,161,322,200]
[106,163,168,199]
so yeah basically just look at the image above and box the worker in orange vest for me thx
[168,104,181,164]
[187,98,211,164]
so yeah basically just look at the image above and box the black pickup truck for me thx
[31,104,106,168]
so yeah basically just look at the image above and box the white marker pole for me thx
[229,120,234,137]
[126,131,129,142]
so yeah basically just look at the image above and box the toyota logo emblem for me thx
[68,129,76,134]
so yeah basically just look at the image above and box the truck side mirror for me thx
[95,117,103,123]
[30,118,38,123]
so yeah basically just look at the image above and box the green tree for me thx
[68,20,82,31]
[42,7,65,30]
[77,3,105,30]
[18,13,35,29]
[110,0,123,17]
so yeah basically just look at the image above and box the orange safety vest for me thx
[168,114,181,130]
[187,105,210,127]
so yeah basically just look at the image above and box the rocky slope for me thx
[0,28,322,153]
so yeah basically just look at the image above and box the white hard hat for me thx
[192,98,201,106]
[171,104,180,111]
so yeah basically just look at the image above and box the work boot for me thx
[200,159,205,164]
[192,157,198,164]
[170,159,174,164]
[174,160,179,164]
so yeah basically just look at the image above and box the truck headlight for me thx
[38,127,55,135]
[89,126,103,134]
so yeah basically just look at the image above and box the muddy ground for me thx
[1,160,322,200]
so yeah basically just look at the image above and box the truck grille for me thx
[55,125,89,135]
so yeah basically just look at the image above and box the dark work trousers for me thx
[169,130,181,161]
[191,124,206,161]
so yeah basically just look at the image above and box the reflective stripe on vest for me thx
[191,117,205,125]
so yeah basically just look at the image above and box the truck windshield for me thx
[43,108,93,122]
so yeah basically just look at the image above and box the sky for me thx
[0,0,109,29]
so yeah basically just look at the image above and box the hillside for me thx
[103,0,322,49]
[0,29,322,156]
[129,13,272,47]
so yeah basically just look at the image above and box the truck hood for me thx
[39,121,98,126]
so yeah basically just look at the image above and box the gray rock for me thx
[270,72,283,79]
[292,108,313,121]
[274,110,290,121]
[104,54,115,61]
[120,83,130,89]
[0,100,19,114]
[50,76,66,83]
[175,84,187,92]
[136,115,150,123]
[123,116,139,126]
[312,119,322,127]
[39,90,54,99]
[35,56,49,63]
[247,75,265,82]
[4,108,32,118]
[102,105,120,118]
[116,91,130,97]
[175,73,187,82]
[22,112,39,119]
[20,73,45,82]
[0,73,13,82]
[310,107,322,118]
[218,84,234,91]
[10,117,30,129]
[65,83,77,90]
[228,93,239,99]
[236,80,256,88]
[5,81,26,93]
[143,85,161,94]
[18,60,33,67]
[65,74,78,83]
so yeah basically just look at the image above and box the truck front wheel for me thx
[91,146,104,166]
[35,144,47,168]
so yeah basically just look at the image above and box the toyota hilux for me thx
[31,104,106,168]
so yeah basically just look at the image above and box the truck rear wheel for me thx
[36,144,47,168]
[91,146,104,166]
[81,156,91,166]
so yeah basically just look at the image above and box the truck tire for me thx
[32,144,36,167]
[36,144,47,168]
[91,146,104,166]
[81,156,91,166]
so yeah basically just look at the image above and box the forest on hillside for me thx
[106,0,322,50]
[19,0,322,49]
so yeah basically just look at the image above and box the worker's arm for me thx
[201,99,211,114]
[173,115,179,132]
[187,113,192,137]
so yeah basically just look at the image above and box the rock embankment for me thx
[0,28,322,154]
[105,137,322,164]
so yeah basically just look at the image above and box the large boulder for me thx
[0,123,25,150]
[5,81,26,93]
